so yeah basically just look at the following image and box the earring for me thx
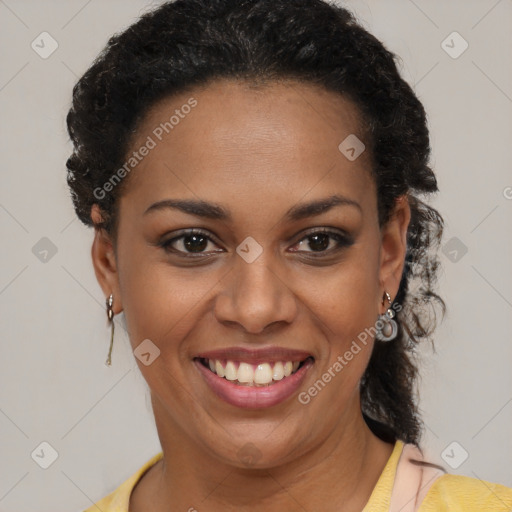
[375,291,398,342]
[105,294,115,366]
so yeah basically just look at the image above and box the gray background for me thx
[0,0,511,510]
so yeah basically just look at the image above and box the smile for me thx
[197,357,310,386]
[193,356,315,409]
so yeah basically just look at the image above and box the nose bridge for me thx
[215,247,296,333]
[238,253,281,299]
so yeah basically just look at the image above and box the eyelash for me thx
[158,228,353,259]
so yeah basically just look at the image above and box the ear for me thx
[378,194,411,311]
[90,204,123,314]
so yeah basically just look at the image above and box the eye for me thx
[158,227,353,259]
[159,229,223,257]
[289,228,353,256]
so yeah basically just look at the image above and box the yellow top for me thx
[84,440,512,511]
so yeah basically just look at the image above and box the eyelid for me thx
[291,226,351,241]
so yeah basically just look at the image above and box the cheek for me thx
[295,252,379,379]
[298,274,376,415]
[116,245,221,349]
[298,254,379,336]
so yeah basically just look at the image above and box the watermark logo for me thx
[442,236,468,263]
[31,32,58,59]
[237,442,263,466]
[236,236,263,263]
[32,237,58,263]
[31,441,59,469]
[441,31,469,59]
[134,338,161,366]
[338,134,365,161]
[441,441,469,469]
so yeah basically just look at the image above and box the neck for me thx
[130,395,395,512]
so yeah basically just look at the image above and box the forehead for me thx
[120,79,375,218]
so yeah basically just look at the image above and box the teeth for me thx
[237,362,253,383]
[215,360,225,378]
[225,361,237,381]
[203,358,306,386]
[254,363,272,384]
[272,362,284,381]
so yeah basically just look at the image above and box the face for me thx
[92,79,409,469]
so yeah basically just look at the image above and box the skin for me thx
[91,79,411,511]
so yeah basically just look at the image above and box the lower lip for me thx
[194,358,314,409]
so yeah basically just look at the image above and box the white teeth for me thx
[254,363,273,384]
[204,358,306,386]
[215,360,225,378]
[237,362,253,383]
[225,361,237,381]
[272,361,284,381]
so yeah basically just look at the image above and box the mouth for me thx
[193,352,315,409]
[195,356,314,387]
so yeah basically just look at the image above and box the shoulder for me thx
[419,473,512,512]
[82,452,164,512]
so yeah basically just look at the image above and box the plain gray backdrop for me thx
[1,0,511,510]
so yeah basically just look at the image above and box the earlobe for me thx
[378,194,411,305]
[90,204,123,313]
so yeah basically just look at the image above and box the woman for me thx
[66,0,512,510]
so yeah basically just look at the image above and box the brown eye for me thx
[160,229,222,256]
[181,233,209,252]
[289,229,353,256]
[306,233,330,252]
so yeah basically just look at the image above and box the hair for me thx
[66,0,446,445]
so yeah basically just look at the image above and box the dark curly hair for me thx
[66,0,446,445]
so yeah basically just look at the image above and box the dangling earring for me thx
[375,291,398,342]
[105,294,115,366]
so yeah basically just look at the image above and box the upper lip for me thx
[194,346,314,364]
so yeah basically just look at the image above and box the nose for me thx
[213,251,298,335]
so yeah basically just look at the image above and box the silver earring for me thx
[375,291,398,342]
[105,294,115,366]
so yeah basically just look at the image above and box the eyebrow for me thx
[143,194,361,221]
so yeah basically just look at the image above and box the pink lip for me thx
[194,346,313,364]
[194,357,314,409]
